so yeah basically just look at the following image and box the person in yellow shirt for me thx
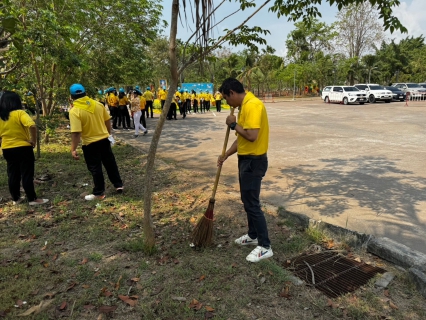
[191,90,199,113]
[159,86,167,109]
[175,89,182,115]
[167,93,177,120]
[217,78,272,263]
[0,91,49,205]
[199,90,205,113]
[117,88,131,130]
[184,89,192,114]
[130,90,148,137]
[69,84,123,200]
[143,87,154,118]
[106,89,119,129]
[204,90,211,112]
[214,91,223,112]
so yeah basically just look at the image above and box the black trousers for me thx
[2,146,37,201]
[185,99,191,112]
[110,106,119,129]
[193,100,198,113]
[161,100,165,109]
[216,100,222,112]
[118,105,131,128]
[178,102,186,118]
[167,103,177,120]
[145,100,153,118]
[82,138,123,196]
[140,108,147,128]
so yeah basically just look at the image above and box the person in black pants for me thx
[0,91,49,205]
[167,96,177,120]
[69,83,123,200]
[117,88,131,130]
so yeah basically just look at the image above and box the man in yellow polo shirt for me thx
[143,86,154,118]
[217,78,272,263]
[69,84,123,201]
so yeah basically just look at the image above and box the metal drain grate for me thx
[285,251,386,298]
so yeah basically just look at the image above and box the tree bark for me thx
[142,0,179,251]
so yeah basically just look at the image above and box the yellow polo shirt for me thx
[69,97,110,146]
[159,90,167,100]
[0,110,35,149]
[237,92,269,155]
[143,90,154,101]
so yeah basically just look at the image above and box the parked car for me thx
[354,84,392,103]
[392,83,426,100]
[322,86,367,105]
[418,83,426,89]
[383,86,406,102]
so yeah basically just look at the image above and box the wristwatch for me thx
[230,122,237,130]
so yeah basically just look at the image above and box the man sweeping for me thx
[217,78,272,263]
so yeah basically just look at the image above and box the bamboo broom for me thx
[191,107,235,247]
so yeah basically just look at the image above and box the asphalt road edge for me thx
[277,207,426,298]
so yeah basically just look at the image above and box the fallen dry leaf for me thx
[131,277,140,282]
[18,300,53,316]
[98,305,117,314]
[79,258,88,265]
[205,306,215,312]
[189,299,203,311]
[66,282,77,291]
[82,284,90,289]
[59,301,67,311]
[327,299,338,309]
[198,275,206,282]
[384,289,390,297]
[389,301,398,310]
[279,286,292,299]
[118,295,137,307]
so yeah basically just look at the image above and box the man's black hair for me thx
[70,92,87,100]
[218,78,244,95]
[0,91,23,121]
[118,92,125,99]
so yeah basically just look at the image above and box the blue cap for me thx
[177,87,180,90]
[184,89,188,92]
[135,86,140,90]
[70,84,85,95]
[146,86,150,90]
[119,88,125,93]
[162,86,166,90]
[26,91,33,96]
[180,90,184,93]
[98,90,103,94]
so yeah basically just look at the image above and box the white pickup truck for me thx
[322,86,367,105]
[354,84,392,103]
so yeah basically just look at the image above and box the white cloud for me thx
[386,0,426,42]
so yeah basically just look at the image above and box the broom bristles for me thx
[191,199,215,247]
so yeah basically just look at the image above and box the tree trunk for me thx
[142,0,179,251]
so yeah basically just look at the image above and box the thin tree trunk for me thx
[142,0,179,250]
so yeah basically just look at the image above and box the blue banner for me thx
[181,83,214,94]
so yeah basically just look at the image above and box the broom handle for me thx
[211,106,235,200]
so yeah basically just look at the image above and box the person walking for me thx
[69,84,123,200]
[143,86,154,118]
[0,91,49,205]
[118,88,131,130]
[130,90,148,137]
[106,88,119,129]
[217,78,272,263]
[159,86,167,110]
[191,90,198,114]
[214,91,223,112]
[184,89,192,114]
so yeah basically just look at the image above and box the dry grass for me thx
[0,125,425,319]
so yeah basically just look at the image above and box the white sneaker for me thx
[246,246,273,263]
[235,234,258,246]
[28,199,49,206]
[84,194,105,201]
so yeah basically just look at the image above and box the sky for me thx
[160,0,426,57]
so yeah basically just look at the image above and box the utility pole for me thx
[292,70,297,101]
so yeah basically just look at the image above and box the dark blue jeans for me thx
[238,154,270,248]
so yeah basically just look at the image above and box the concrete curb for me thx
[277,208,426,298]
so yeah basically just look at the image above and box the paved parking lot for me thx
[121,98,426,253]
